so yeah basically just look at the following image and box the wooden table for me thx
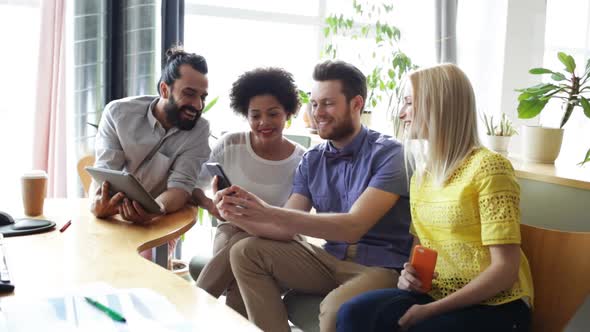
[1,199,259,331]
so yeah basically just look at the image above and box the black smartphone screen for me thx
[205,163,232,190]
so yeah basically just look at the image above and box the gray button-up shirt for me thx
[94,95,211,197]
[292,126,412,269]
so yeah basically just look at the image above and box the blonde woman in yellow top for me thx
[336,64,534,332]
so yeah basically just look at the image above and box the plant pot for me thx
[301,103,318,134]
[521,125,564,163]
[482,135,511,157]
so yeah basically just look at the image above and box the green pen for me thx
[84,296,127,323]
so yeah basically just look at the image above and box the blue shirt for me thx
[292,126,412,269]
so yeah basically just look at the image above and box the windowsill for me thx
[284,128,590,190]
[508,157,590,190]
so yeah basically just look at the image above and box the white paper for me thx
[0,287,195,332]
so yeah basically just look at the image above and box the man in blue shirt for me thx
[215,60,412,332]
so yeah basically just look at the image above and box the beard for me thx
[316,106,356,141]
[163,95,201,131]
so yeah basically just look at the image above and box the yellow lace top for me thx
[410,148,534,305]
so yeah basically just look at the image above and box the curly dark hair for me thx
[230,67,300,117]
[157,46,208,95]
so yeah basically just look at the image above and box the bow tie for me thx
[325,150,353,161]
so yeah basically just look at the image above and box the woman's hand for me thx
[397,262,438,292]
[397,262,426,293]
[398,303,439,330]
[192,185,223,220]
[200,196,223,220]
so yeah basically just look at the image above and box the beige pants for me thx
[196,223,251,317]
[229,237,399,332]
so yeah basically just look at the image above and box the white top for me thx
[196,131,306,207]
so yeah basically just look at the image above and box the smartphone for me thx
[410,245,438,292]
[205,162,232,191]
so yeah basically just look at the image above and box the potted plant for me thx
[297,90,317,133]
[480,112,518,156]
[322,0,417,137]
[516,52,590,163]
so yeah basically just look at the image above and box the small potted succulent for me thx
[480,112,518,156]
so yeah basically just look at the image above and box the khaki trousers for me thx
[229,237,399,332]
[196,223,250,317]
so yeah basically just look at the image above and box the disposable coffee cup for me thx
[21,170,48,216]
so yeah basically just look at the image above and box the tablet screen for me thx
[85,167,163,214]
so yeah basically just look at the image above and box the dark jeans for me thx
[336,289,530,332]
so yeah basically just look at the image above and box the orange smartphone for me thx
[410,245,438,292]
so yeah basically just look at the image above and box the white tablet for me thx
[85,167,163,214]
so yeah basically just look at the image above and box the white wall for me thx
[499,0,547,156]
[457,0,508,121]
[457,0,547,157]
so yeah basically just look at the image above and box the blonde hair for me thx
[404,64,480,186]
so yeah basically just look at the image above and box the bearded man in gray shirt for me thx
[90,47,211,224]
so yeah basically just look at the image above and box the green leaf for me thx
[581,96,590,119]
[393,28,401,41]
[577,148,590,166]
[558,52,576,73]
[361,26,369,36]
[298,89,310,104]
[198,207,204,225]
[323,26,330,37]
[517,98,549,119]
[551,72,566,81]
[517,92,534,101]
[202,96,218,113]
[529,68,554,75]
[524,83,559,94]
[385,25,393,39]
[388,69,395,79]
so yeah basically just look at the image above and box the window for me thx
[323,0,436,133]
[543,0,590,164]
[73,0,108,162]
[0,0,41,204]
[188,0,320,16]
[184,1,435,135]
[326,0,436,67]
[184,1,322,135]
[72,0,159,196]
